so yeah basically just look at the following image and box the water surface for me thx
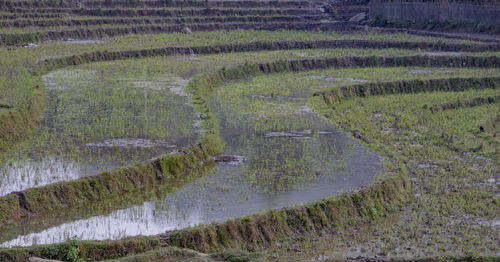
[0,68,198,196]
[1,64,383,247]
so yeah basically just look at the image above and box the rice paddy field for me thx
[0,0,498,261]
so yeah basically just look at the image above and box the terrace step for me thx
[2,7,314,13]
[74,8,324,17]
[0,0,313,9]
[0,21,354,46]
[0,13,67,19]
[367,26,500,44]
[0,7,327,19]
[0,15,327,28]
[82,0,312,8]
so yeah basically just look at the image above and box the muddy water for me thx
[1,131,380,247]
[2,58,498,246]
[0,69,382,247]
[0,68,198,196]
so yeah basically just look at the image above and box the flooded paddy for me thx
[0,67,198,196]
[1,73,382,246]
[3,48,409,195]
[58,39,108,45]
[4,49,493,247]
[2,136,379,247]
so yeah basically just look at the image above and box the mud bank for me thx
[366,26,500,44]
[431,95,500,112]
[0,0,311,10]
[161,172,411,253]
[0,172,411,261]
[0,22,355,46]
[317,77,500,105]
[0,15,308,28]
[0,138,221,226]
[35,41,499,75]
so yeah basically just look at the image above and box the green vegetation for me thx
[266,69,499,259]
[1,236,160,261]
[0,0,498,260]
[3,51,498,259]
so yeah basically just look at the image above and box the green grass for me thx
[256,67,500,259]
[0,29,494,109]
[0,21,499,261]
[213,67,499,134]
[2,48,436,192]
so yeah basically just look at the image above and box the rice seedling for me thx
[0,9,498,259]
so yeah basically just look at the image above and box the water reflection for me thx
[0,69,198,196]
[0,55,386,247]
[1,116,381,247]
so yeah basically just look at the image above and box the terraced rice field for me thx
[0,0,498,261]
